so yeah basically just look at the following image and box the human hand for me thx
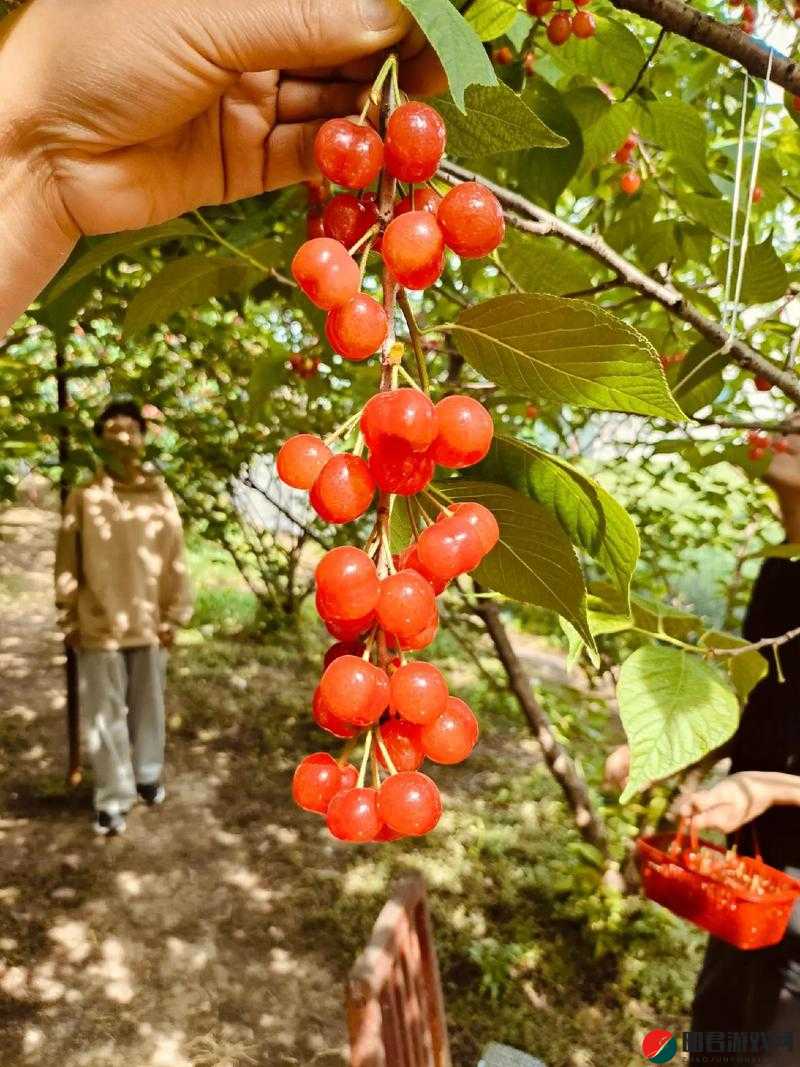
[603,744,631,791]
[676,771,787,834]
[158,624,176,650]
[764,426,800,497]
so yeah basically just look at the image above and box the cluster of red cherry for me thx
[729,0,756,33]
[746,429,789,461]
[528,0,597,43]
[277,96,505,844]
[613,135,642,197]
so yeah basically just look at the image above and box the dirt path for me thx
[0,507,349,1067]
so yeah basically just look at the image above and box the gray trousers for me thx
[78,646,167,814]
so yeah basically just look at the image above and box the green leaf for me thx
[723,239,788,305]
[472,435,639,607]
[700,630,768,705]
[672,339,728,417]
[43,219,199,305]
[508,76,583,208]
[464,0,518,41]
[634,221,678,272]
[400,0,498,111]
[437,480,593,644]
[499,228,594,295]
[752,543,800,559]
[566,91,635,174]
[618,646,739,802]
[592,581,704,640]
[546,17,645,90]
[636,99,715,196]
[451,293,684,420]
[433,83,566,155]
[506,11,533,50]
[677,192,743,239]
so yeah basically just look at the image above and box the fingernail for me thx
[360,0,404,30]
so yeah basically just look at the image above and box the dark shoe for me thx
[136,782,166,806]
[94,811,126,836]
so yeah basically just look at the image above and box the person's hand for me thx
[764,427,800,497]
[604,744,631,791]
[158,624,176,650]
[676,771,787,834]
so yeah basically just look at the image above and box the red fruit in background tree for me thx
[389,661,449,725]
[292,753,342,813]
[312,686,358,739]
[323,193,379,247]
[319,655,383,726]
[416,515,484,581]
[748,446,766,461]
[547,12,573,44]
[492,46,513,64]
[306,211,326,239]
[324,611,376,641]
[442,502,500,554]
[794,96,800,112]
[754,375,772,392]
[574,0,591,6]
[421,696,479,764]
[323,641,366,669]
[395,187,442,217]
[326,294,388,362]
[316,547,380,621]
[382,211,446,290]
[314,118,383,188]
[377,719,425,772]
[431,394,494,468]
[527,0,554,13]
[376,570,437,641]
[741,3,755,18]
[773,437,791,454]
[620,171,641,196]
[378,772,442,836]
[361,388,438,453]
[396,543,449,595]
[572,10,596,37]
[327,787,382,842]
[292,238,360,310]
[310,454,375,524]
[384,102,446,183]
[276,434,332,490]
[523,51,536,75]
[752,186,763,204]
[437,182,505,259]
[369,438,436,495]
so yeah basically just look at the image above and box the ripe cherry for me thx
[774,437,791,454]
[752,186,763,204]
[547,12,573,44]
[369,439,436,496]
[395,188,442,217]
[327,787,382,842]
[742,2,755,19]
[389,661,449,725]
[319,655,386,726]
[378,719,425,772]
[397,613,439,652]
[572,10,596,37]
[755,375,772,392]
[794,96,800,112]
[276,434,332,490]
[431,395,494,469]
[395,543,448,596]
[438,183,505,260]
[417,515,484,581]
[382,211,445,290]
[323,641,366,669]
[384,102,446,183]
[523,52,536,75]
[314,119,383,188]
[378,771,442,836]
[292,238,360,310]
[326,294,388,362]
[620,171,641,196]
[310,454,375,524]
[292,753,342,813]
[421,696,479,764]
[440,502,499,554]
[324,612,376,641]
[361,388,438,453]
[376,570,437,641]
[316,547,380,621]
[527,0,554,13]
[323,193,378,247]
[492,46,514,64]
[313,686,358,739]
[306,212,326,239]
[339,764,359,792]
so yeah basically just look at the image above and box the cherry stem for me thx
[324,407,363,447]
[397,289,431,392]
[375,730,399,777]
[371,747,381,790]
[405,497,422,540]
[348,223,380,258]
[357,729,374,789]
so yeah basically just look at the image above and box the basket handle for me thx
[734,820,763,864]
[670,815,699,858]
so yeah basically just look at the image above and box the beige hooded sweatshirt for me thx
[55,468,194,650]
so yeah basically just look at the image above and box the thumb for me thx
[185,0,413,73]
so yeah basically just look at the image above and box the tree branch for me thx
[623,26,667,100]
[612,0,800,96]
[438,159,800,406]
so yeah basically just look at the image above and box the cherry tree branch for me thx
[438,159,800,406]
[611,0,800,96]
[706,623,800,659]
[623,26,667,100]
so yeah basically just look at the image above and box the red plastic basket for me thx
[636,819,800,949]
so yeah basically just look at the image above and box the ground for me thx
[0,506,697,1067]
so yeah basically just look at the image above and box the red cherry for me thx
[421,696,479,764]
[773,437,791,454]
[312,686,359,739]
[441,502,499,554]
[323,193,379,247]
[742,2,755,18]
[305,179,327,207]
[291,238,360,310]
[324,611,376,641]
[395,544,449,596]
[431,395,494,469]
[748,446,766,461]
[752,185,763,204]
[389,661,448,725]
[377,719,425,772]
[314,119,383,189]
[620,171,641,196]
[382,211,445,290]
[547,12,573,44]
[327,787,382,842]
[794,96,800,112]
[276,434,332,490]
[361,388,438,453]
[492,46,514,64]
[574,0,591,6]
[416,516,484,581]
[326,295,388,362]
[292,753,342,813]
[378,772,442,836]
[339,764,359,792]
[316,547,380,621]
[369,665,391,721]
[369,438,436,496]
[323,641,366,669]
[376,570,436,641]
[572,10,596,37]
[319,655,385,726]
[306,211,326,239]
[395,188,441,217]
[310,454,375,524]
[523,52,536,75]
[374,824,405,842]
[614,144,633,165]
[437,183,505,260]
[755,375,772,392]
[527,0,554,13]
[384,102,446,184]
[399,616,439,652]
